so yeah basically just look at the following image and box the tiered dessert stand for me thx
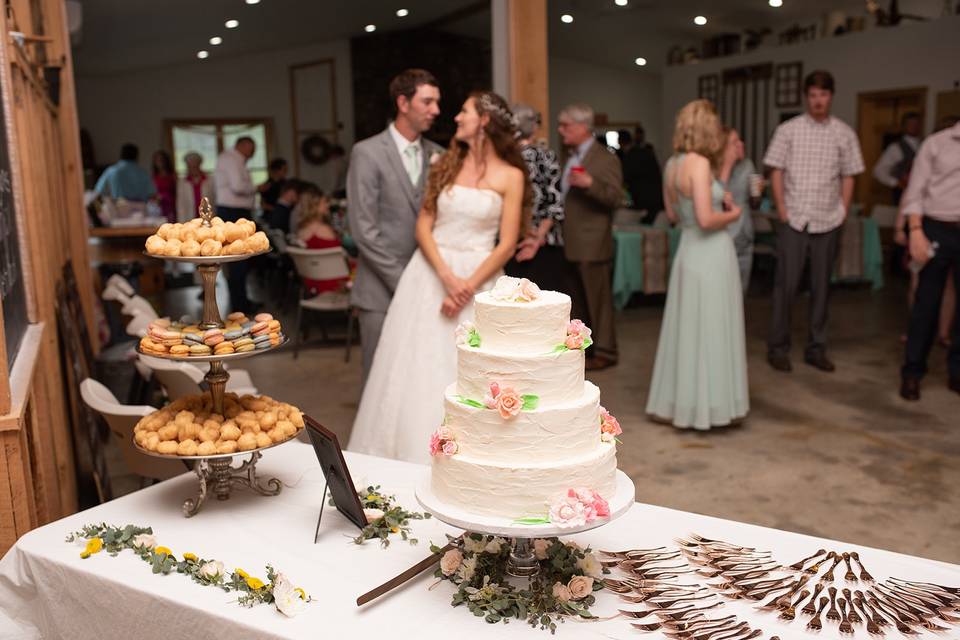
[135,199,292,517]
[417,471,636,577]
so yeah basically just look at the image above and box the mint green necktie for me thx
[404,144,421,186]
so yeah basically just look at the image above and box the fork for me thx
[807,597,830,631]
[789,548,828,571]
[827,586,842,621]
[686,534,756,550]
[853,598,884,636]
[850,552,874,582]
[713,626,759,640]
[806,550,835,575]
[601,546,667,558]
[868,597,920,635]
[843,589,863,623]
[671,621,748,640]
[802,583,826,616]
[823,552,845,583]
[842,552,858,582]
[778,588,810,621]
[839,599,854,634]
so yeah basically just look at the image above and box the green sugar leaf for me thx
[521,395,539,410]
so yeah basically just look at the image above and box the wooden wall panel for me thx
[508,0,549,126]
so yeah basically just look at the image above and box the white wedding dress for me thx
[348,185,504,463]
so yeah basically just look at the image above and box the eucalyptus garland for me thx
[431,533,608,633]
[65,523,310,616]
[329,485,431,547]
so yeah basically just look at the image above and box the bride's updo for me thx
[424,91,532,232]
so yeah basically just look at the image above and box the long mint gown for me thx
[645,154,749,429]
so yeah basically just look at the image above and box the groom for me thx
[348,68,443,386]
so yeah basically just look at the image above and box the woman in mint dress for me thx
[646,100,749,430]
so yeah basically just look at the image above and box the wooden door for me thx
[856,87,926,215]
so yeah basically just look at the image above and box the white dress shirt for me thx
[872,135,920,188]
[389,122,422,185]
[214,148,255,209]
[901,122,960,222]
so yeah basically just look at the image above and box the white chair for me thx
[125,309,154,338]
[286,246,354,361]
[121,296,159,319]
[105,274,134,297]
[139,355,258,400]
[79,378,187,485]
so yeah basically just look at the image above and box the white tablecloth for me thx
[1,443,958,639]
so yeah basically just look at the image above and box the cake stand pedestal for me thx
[416,470,635,577]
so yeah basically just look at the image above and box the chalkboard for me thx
[0,72,29,370]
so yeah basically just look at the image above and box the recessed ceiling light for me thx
[225,19,239,29]
[209,36,222,45]
[245,0,260,4]
[769,0,783,6]
[364,24,376,32]
[635,57,647,66]
[615,0,628,6]
[197,50,209,59]
[396,8,409,17]
[561,14,574,23]
[694,15,707,26]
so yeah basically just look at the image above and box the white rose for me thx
[485,536,506,554]
[533,539,550,560]
[198,560,224,580]
[568,575,594,600]
[577,553,603,578]
[462,536,486,554]
[363,508,385,523]
[552,581,572,603]
[458,556,478,581]
[131,534,157,549]
[601,432,615,443]
[273,577,306,618]
[490,276,521,301]
[454,321,475,346]
[440,549,463,576]
[430,151,442,165]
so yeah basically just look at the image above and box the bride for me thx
[348,91,531,463]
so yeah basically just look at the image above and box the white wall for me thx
[661,16,960,159]
[76,39,354,179]
[549,56,664,157]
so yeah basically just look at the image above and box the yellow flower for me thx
[236,568,250,579]
[183,553,197,562]
[80,538,103,559]
[295,587,308,601]
[391,527,399,533]
[245,576,265,590]
[155,546,173,558]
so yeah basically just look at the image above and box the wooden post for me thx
[492,0,549,127]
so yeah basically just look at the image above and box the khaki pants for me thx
[573,260,618,361]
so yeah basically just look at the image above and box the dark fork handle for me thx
[790,548,827,571]
[842,552,858,582]
[851,552,874,582]
[802,583,826,616]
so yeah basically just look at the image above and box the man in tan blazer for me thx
[558,104,623,370]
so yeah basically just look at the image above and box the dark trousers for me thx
[505,245,578,299]
[572,260,618,361]
[216,206,253,313]
[768,222,841,358]
[902,217,960,380]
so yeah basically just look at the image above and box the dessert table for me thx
[1,443,957,639]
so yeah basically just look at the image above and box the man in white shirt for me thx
[872,112,922,205]
[215,136,257,312]
[347,69,443,385]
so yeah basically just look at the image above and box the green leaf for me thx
[551,345,568,353]
[457,396,485,409]
[520,395,539,411]
[581,337,593,350]
[468,330,481,348]
[512,517,550,525]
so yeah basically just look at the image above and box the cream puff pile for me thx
[144,216,270,258]
[134,392,305,457]
[138,312,284,357]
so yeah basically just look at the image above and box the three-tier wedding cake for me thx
[429,276,621,525]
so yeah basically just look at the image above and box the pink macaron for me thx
[254,313,273,323]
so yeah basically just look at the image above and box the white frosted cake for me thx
[429,276,621,523]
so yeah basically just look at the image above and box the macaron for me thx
[253,334,271,345]
[241,320,255,330]
[182,333,203,344]
[204,333,225,347]
[224,329,245,341]
[189,344,212,355]
[254,313,273,323]
[267,319,281,332]
[153,318,172,328]
[148,326,166,339]
[182,325,201,334]
[161,338,183,348]
[227,312,247,322]
[255,340,272,350]
[169,344,190,356]
[233,337,254,348]
[236,343,256,353]
[214,343,235,355]
[224,323,242,332]
[249,321,268,334]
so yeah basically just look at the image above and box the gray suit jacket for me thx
[347,128,443,312]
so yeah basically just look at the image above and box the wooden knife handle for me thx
[356,542,456,606]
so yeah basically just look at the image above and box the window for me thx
[1,96,28,370]
[165,119,273,192]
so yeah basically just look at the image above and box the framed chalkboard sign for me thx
[304,416,367,536]
[0,68,29,369]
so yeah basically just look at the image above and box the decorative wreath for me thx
[300,135,332,166]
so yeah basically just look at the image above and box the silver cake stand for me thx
[416,470,635,577]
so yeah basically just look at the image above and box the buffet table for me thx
[1,444,957,639]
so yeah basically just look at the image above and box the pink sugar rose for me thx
[549,494,589,528]
[567,319,591,338]
[441,440,459,456]
[438,425,455,442]
[599,407,622,437]
[516,278,541,302]
[494,387,523,419]
[564,332,585,350]
[591,490,610,518]
[484,381,501,409]
[428,430,442,456]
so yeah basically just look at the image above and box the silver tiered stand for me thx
[134,198,291,517]
[416,470,635,577]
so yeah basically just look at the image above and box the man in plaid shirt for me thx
[764,70,865,373]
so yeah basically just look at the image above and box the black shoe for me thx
[900,377,920,401]
[767,353,792,372]
[804,352,835,372]
[949,377,960,396]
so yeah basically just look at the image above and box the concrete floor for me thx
[137,275,960,564]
